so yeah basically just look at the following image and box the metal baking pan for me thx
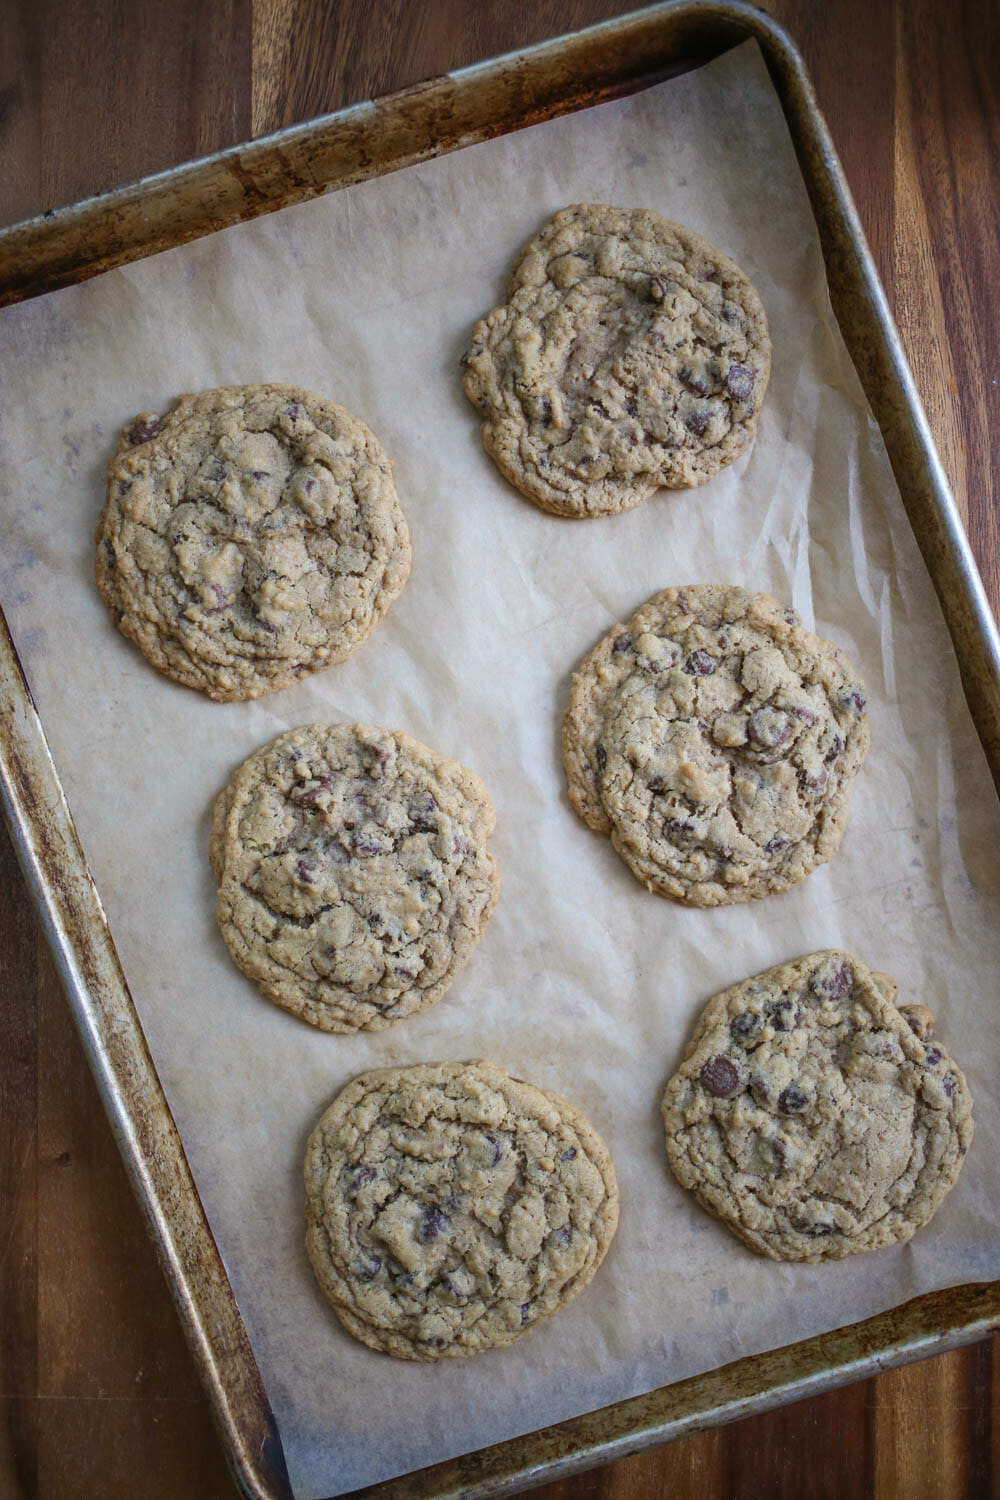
[2,4,998,1497]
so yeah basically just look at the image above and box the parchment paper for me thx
[2,42,999,1499]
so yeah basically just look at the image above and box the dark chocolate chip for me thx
[352,832,383,856]
[943,1073,957,1098]
[924,1046,942,1067]
[700,1055,741,1098]
[681,366,711,396]
[126,415,164,446]
[541,397,553,425]
[350,1166,376,1195]
[421,1206,448,1242]
[591,400,609,419]
[763,836,789,855]
[799,764,829,794]
[612,633,633,654]
[770,998,802,1030]
[685,650,716,676]
[726,364,755,400]
[295,858,314,885]
[841,687,867,714]
[520,1303,531,1326]
[685,408,710,437]
[731,1010,763,1044]
[791,1217,834,1237]
[778,1085,810,1115]
[556,1226,572,1247]
[250,469,271,480]
[595,744,607,770]
[625,399,639,418]
[357,1253,382,1281]
[286,401,305,420]
[560,1147,577,1161]
[486,1133,503,1165]
[647,774,665,792]
[824,734,844,763]
[813,961,853,999]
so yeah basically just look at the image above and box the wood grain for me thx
[0,1,998,1496]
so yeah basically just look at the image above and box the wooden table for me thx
[1,1,998,1495]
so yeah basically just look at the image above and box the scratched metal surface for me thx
[1,6,998,1498]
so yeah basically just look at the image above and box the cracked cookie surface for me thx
[305,1060,619,1358]
[563,586,869,905]
[95,384,411,700]
[212,724,500,1032]
[662,951,973,1261]
[462,204,771,517]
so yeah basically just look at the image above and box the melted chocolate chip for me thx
[778,1085,810,1115]
[770,999,802,1030]
[595,744,607,771]
[352,832,383,856]
[685,650,715,676]
[763,836,789,856]
[685,408,710,437]
[682,366,711,396]
[541,397,553,425]
[791,1217,834,1237]
[700,1055,741,1098]
[731,1010,764,1045]
[286,401,305,420]
[726,364,754,400]
[350,1166,376,1195]
[824,733,844,763]
[799,765,829,794]
[357,1253,382,1281]
[486,1133,503,1165]
[841,687,867,714]
[126,415,164,446]
[924,1046,943,1067]
[421,1206,448,1242]
[813,961,853,999]
[943,1073,957,1098]
[295,858,314,885]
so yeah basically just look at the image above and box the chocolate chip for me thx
[750,709,791,748]
[560,1147,577,1161]
[591,400,609,418]
[783,608,798,626]
[556,1226,572,1247]
[768,1137,786,1166]
[824,734,844,763]
[924,1046,942,1067]
[700,1055,741,1098]
[295,858,314,885]
[352,832,383,856]
[304,477,318,495]
[649,275,668,302]
[721,301,743,325]
[778,1085,810,1114]
[731,1010,763,1044]
[357,1253,382,1281]
[685,650,715,676]
[409,792,438,832]
[126,415,164,446]
[250,602,278,634]
[625,399,639,418]
[681,366,711,396]
[486,1133,503,1165]
[685,408,710,437]
[595,744,607,770]
[209,583,229,611]
[763,836,789,855]
[943,1073,957,1098]
[791,1217,834,1237]
[367,913,382,932]
[647,774,665,792]
[798,765,829,794]
[612,633,633,654]
[541,397,553,424]
[726,364,754,400]
[421,1206,448,1242]
[520,1303,532,1326]
[286,401,305,420]
[770,999,802,1030]
[841,687,866,714]
[209,460,229,483]
[349,1167,376,1195]
[103,539,116,567]
[813,961,852,999]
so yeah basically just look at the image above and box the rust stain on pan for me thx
[1,4,999,1498]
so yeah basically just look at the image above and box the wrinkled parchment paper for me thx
[2,42,999,1499]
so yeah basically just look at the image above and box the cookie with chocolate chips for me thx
[95,384,411,700]
[563,585,869,905]
[305,1060,619,1358]
[211,724,500,1032]
[662,951,973,1261]
[461,204,771,517]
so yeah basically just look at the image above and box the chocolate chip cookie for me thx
[96,384,411,700]
[662,952,973,1261]
[563,586,869,905]
[212,724,500,1032]
[461,204,771,517]
[305,1060,619,1358]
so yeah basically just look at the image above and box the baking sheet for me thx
[1,39,999,1500]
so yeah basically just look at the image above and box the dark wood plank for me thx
[0,1,997,1497]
